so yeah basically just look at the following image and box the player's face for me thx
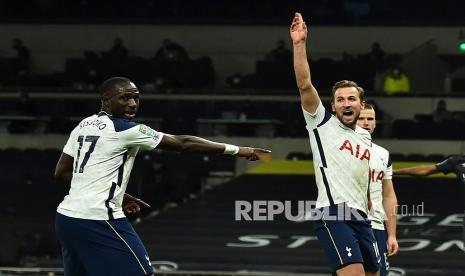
[357,109,376,134]
[108,82,140,120]
[331,87,364,129]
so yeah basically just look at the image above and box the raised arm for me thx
[393,164,438,177]
[157,134,271,161]
[290,12,320,113]
[382,179,399,256]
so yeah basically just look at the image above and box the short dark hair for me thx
[331,80,365,102]
[363,103,374,110]
[99,77,131,98]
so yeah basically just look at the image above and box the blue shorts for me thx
[55,212,154,276]
[373,229,389,276]
[314,205,380,273]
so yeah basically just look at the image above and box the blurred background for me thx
[0,0,464,275]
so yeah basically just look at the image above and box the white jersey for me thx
[303,101,372,213]
[57,112,164,220]
[368,143,392,230]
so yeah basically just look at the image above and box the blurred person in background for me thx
[383,66,410,96]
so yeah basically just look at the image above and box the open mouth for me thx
[341,110,355,123]
[343,110,353,116]
[124,111,136,119]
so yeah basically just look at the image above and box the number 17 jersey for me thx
[57,112,164,220]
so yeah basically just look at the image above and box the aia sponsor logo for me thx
[339,139,370,161]
[371,169,384,183]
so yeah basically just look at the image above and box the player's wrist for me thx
[435,161,448,173]
[293,40,306,46]
[223,144,240,155]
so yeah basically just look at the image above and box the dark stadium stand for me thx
[132,174,464,275]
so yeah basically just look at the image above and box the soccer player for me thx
[54,77,270,276]
[357,104,399,276]
[291,13,380,276]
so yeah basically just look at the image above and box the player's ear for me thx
[331,101,335,112]
[360,101,365,109]
[101,97,110,109]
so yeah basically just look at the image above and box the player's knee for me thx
[336,262,365,276]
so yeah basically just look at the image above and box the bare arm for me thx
[382,179,399,256]
[54,152,74,184]
[157,134,270,161]
[290,12,320,113]
[393,164,438,177]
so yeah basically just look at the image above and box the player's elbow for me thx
[175,135,195,152]
[54,169,65,181]
[416,170,430,177]
[54,167,71,183]
[54,153,74,183]
[297,81,312,93]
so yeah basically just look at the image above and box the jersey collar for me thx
[98,110,112,117]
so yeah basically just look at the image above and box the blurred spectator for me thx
[369,42,386,71]
[155,39,189,62]
[103,38,128,61]
[383,67,410,96]
[12,38,30,77]
[432,100,453,123]
[153,39,192,88]
[266,39,292,62]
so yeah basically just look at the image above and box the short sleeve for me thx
[119,124,164,151]
[302,101,331,129]
[384,155,392,180]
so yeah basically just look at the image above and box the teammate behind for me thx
[291,12,380,276]
[357,104,399,276]
[54,77,270,276]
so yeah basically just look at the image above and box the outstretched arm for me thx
[394,155,465,177]
[382,179,399,256]
[290,12,320,114]
[393,164,438,177]
[157,134,271,161]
